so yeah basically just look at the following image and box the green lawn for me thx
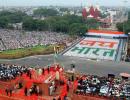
[0,45,55,59]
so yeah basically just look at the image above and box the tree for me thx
[63,15,83,24]
[59,8,69,12]
[52,20,69,33]
[78,25,88,36]
[22,17,34,31]
[45,17,57,31]
[116,21,130,34]
[128,11,130,20]
[69,23,88,36]
[8,11,27,23]
[35,20,48,31]
[0,17,9,28]
[100,12,108,18]
[86,18,100,29]
[0,10,27,23]
[33,8,58,17]
[0,10,12,16]
[116,23,123,32]
[116,11,130,34]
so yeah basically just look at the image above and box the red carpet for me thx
[0,65,65,100]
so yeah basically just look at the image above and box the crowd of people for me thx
[0,63,28,81]
[0,63,66,99]
[75,74,130,99]
[2,62,130,100]
[0,29,72,51]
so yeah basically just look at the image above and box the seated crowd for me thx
[0,29,73,51]
[0,63,28,81]
[75,74,130,99]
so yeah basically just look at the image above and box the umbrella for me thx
[120,73,130,78]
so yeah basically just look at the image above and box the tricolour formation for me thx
[63,30,128,61]
[64,37,119,60]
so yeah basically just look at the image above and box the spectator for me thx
[42,68,45,75]
[0,64,28,81]
[5,89,8,96]
[0,29,73,51]
[24,87,28,96]
[47,66,50,74]
[58,96,61,100]
[9,89,12,96]
[67,85,69,92]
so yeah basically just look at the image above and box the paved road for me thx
[0,54,130,76]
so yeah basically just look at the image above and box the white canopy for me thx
[87,32,128,37]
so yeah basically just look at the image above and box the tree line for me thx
[116,11,130,34]
[0,10,27,28]
[23,14,88,36]
[0,8,100,36]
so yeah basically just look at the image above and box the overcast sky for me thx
[0,0,129,7]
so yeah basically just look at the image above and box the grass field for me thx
[0,45,63,59]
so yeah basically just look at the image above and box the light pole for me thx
[122,0,128,29]
[127,33,130,57]
[122,0,128,61]
[122,0,127,32]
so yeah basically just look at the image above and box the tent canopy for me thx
[87,30,128,37]
[120,73,130,78]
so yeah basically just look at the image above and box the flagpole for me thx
[53,46,56,65]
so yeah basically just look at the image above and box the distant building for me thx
[82,5,101,19]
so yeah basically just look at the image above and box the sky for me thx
[0,0,129,7]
